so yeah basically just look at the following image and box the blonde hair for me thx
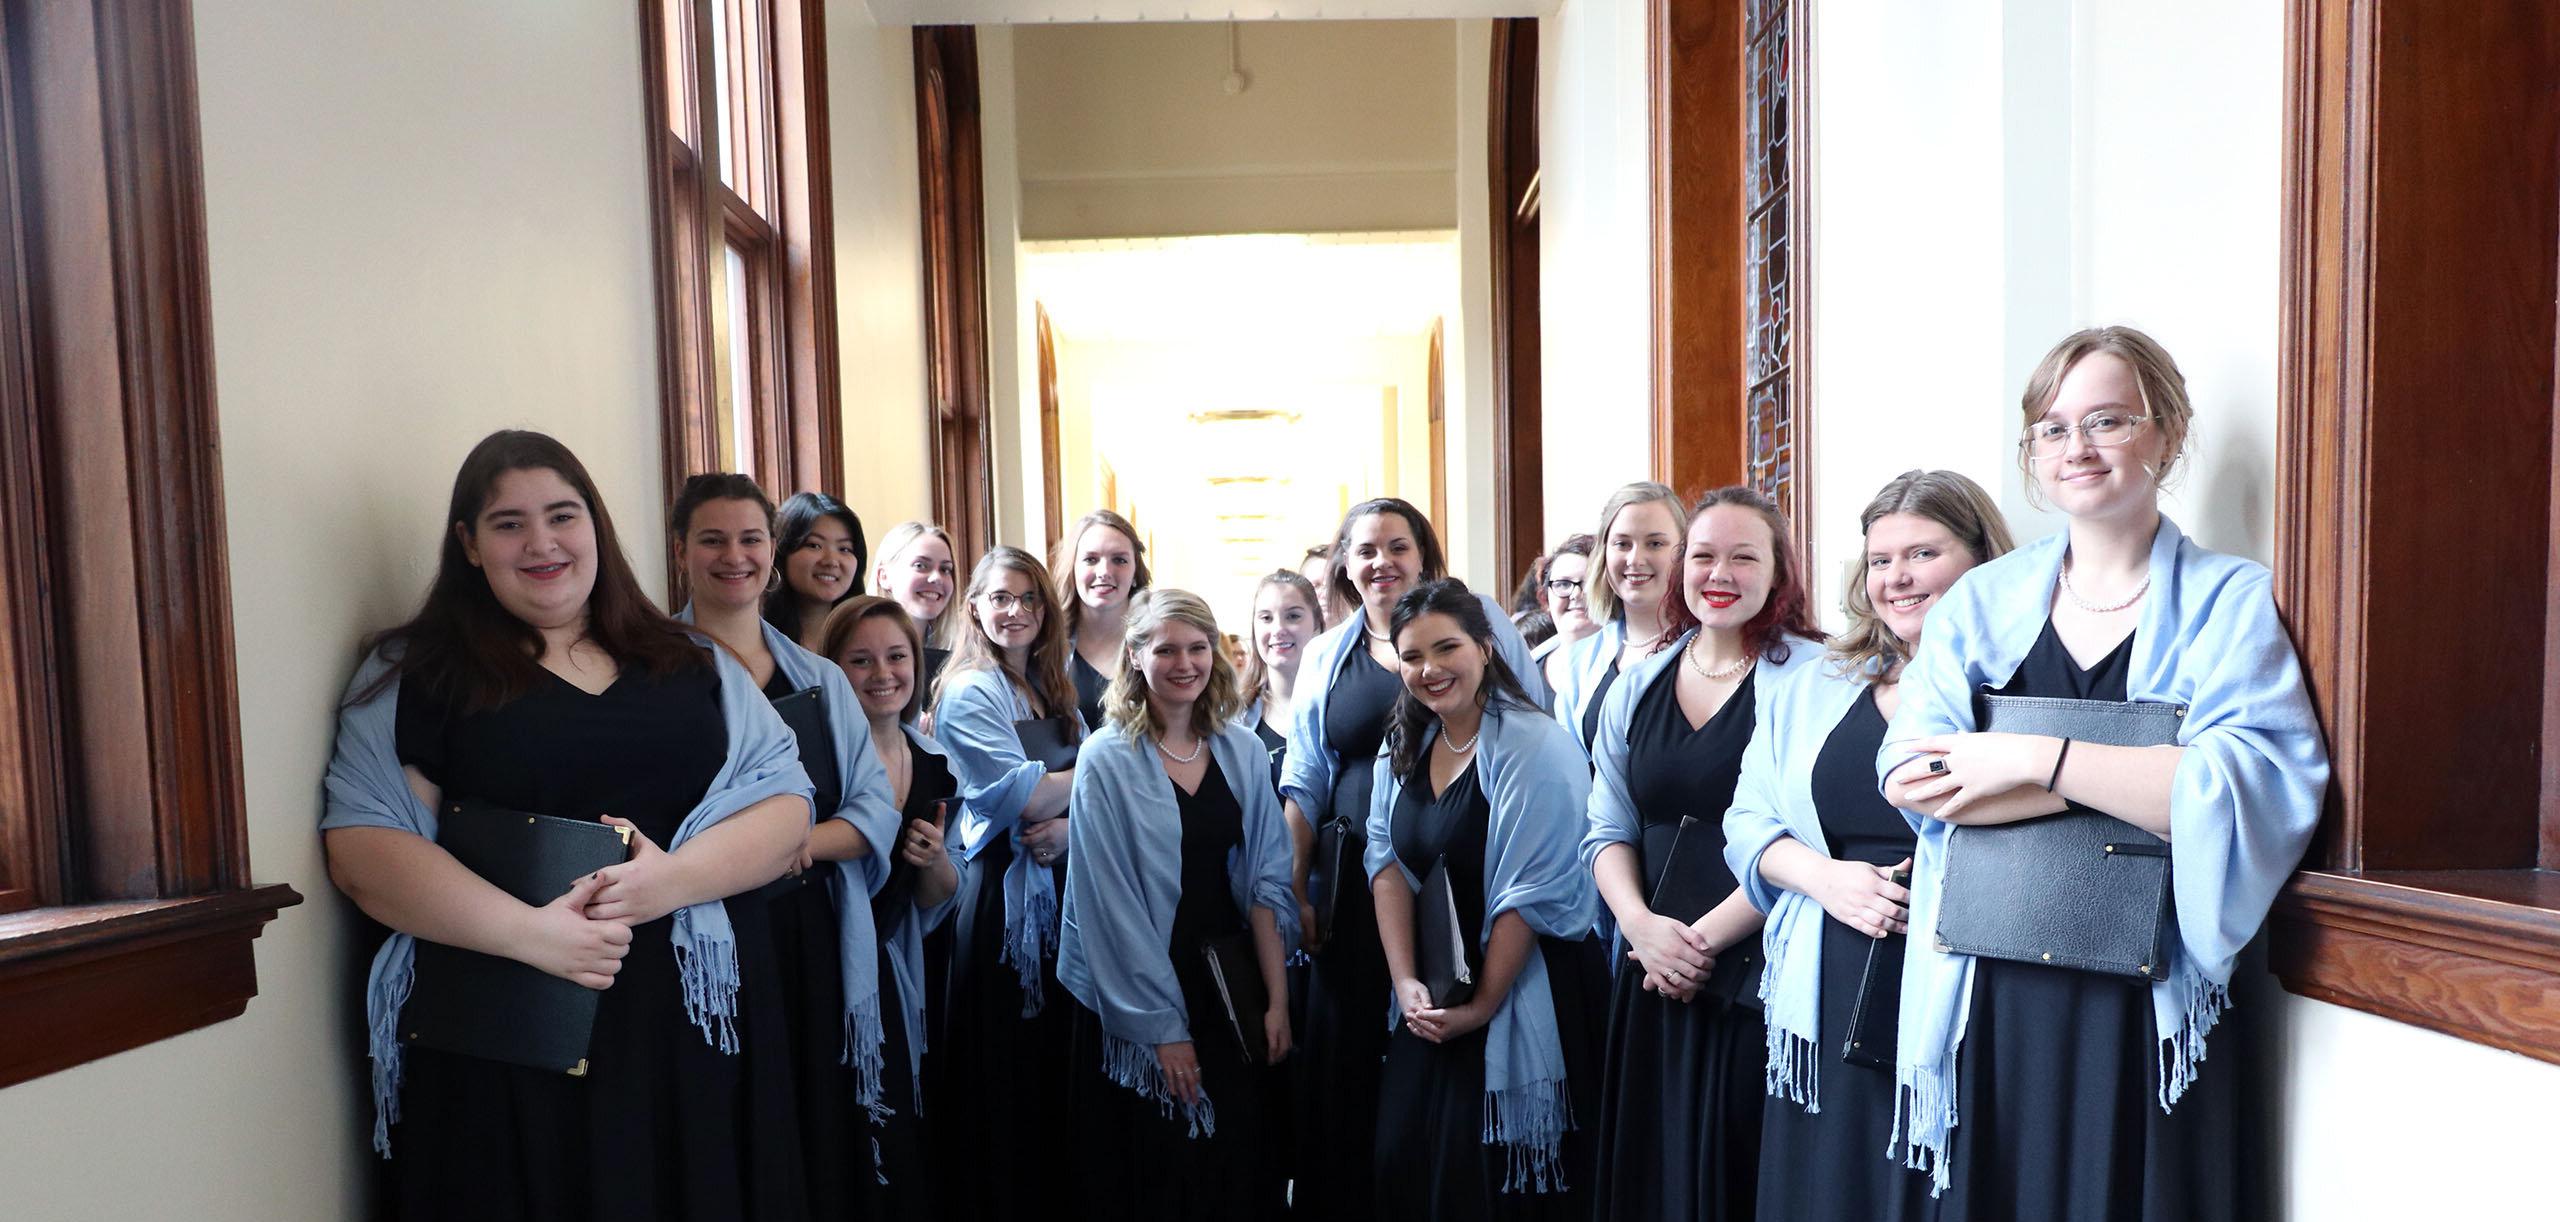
[1582,481,1690,629]
[871,519,958,647]
[934,546,1079,736]
[1828,469,2015,679]
[1103,589,1241,743]
[2016,325,2195,507]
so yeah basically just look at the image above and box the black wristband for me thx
[2045,737,2074,792]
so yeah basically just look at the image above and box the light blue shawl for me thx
[1363,699,1597,1193]
[935,665,1086,1014]
[1549,617,1627,756]
[1877,516,2330,1191]
[1720,652,1885,1113]
[1058,721,1298,1137]
[320,640,814,1155]
[1279,590,1548,825]
[675,608,902,1113]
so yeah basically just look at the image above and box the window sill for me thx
[2269,869,2560,1065]
[0,884,302,1090]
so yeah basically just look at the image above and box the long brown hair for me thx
[1327,497,1447,615]
[1052,508,1152,641]
[1238,568,1323,705]
[362,430,704,710]
[817,594,925,723]
[1828,469,2014,679]
[935,546,1080,735]
[1381,579,1539,784]
[1687,485,1822,664]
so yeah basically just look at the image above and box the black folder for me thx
[1200,931,1272,1065]
[403,800,634,1075]
[1014,714,1082,773]
[1841,867,1912,1069]
[769,684,840,818]
[872,798,952,937]
[1416,860,1476,1007]
[1933,694,2184,980]
[1309,815,1358,944]
[1649,815,1762,1008]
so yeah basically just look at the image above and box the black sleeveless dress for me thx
[1249,706,1299,1212]
[1295,642,1403,1221]
[390,662,796,1222]
[1590,663,1765,1222]
[1071,758,1277,1219]
[875,727,956,1222]
[1374,760,1601,1221]
[1754,685,1938,1221]
[1937,620,2257,1222]
[1070,653,1110,737]
[1576,658,1620,754]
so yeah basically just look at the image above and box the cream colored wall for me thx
[830,2,935,543]
[0,3,662,1218]
[1012,20,1459,240]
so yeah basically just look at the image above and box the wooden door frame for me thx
[1487,17,1542,595]
[915,26,994,563]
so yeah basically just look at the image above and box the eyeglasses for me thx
[1543,578,1584,595]
[981,590,1044,612]
[2020,411,2151,457]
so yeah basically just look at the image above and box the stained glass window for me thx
[1744,0,1799,523]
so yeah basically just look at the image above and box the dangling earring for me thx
[765,567,782,594]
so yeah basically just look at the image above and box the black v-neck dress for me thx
[868,727,955,1222]
[1070,652,1111,739]
[1373,759,1601,1221]
[391,662,797,1222]
[1071,758,1277,1220]
[1754,685,1939,1222]
[1590,663,1766,1222]
[1295,641,1403,1222]
[1937,619,2256,1222]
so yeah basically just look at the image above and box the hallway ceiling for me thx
[868,1,1551,23]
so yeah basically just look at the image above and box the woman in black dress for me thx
[1058,589,1297,1220]
[1884,328,2328,1219]
[320,430,812,1222]
[767,491,865,652]
[1725,471,2012,1222]
[1554,483,1690,757]
[818,594,964,1221]
[1366,580,1602,1220]
[928,547,1086,1221]
[1240,568,1322,784]
[1057,508,1151,730]
[1581,486,1824,1221]
[1275,499,1547,1222]
[870,520,959,701]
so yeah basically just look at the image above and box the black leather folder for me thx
[873,798,951,936]
[403,800,634,1075]
[1200,931,1272,1065]
[1841,867,1912,1069]
[769,685,839,814]
[1649,815,1762,1008]
[1933,694,2184,979]
[1014,714,1082,773]
[1416,860,1477,1007]
[1309,815,1357,944]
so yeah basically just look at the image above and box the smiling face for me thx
[1545,552,1593,637]
[1137,617,1216,724]
[676,497,772,615]
[1347,511,1423,619]
[784,516,859,608]
[1072,524,1138,613]
[459,466,598,632]
[1683,504,1776,631]
[1253,582,1316,679]
[835,613,917,722]
[1395,610,1487,722]
[1604,501,1681,616]
[971,565,1046,654]
[2031,352,2171,522]
[1864,511,1981,646]
[880,533,955,625]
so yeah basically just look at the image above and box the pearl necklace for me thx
[2060,559,2151,614]
[1443,721,1483,754]
[1685,635,1754,683]
[1157,734,1204,765]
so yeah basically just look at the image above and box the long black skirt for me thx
[390,895,791,1222]
[1755,915,1939,1222]
[1588,952,1766,1222]
[1070,998,1278,1220]
[1295,826,1392,1221]
[1935,955,2261,1222]
[927,838,1074,1221]
[1373,935,1605,1222]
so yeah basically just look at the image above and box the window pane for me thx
[723,242,755,481]
[710,0,734,191]
[659,0,694,147]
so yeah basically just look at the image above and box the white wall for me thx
[1536,0,1651,546]
[0,4,664,1218]
[830,1,935,539]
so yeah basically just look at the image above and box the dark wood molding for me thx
[773,0,842,496]
[914,26,993,564]
[1486,18,1542,594]
[1647,0,1746,502]
[1427,317,1448,532]
[2271,0,2560,1055]
[0,885,300,1089]
[1036,302,1062,557]
[640,0,720,514]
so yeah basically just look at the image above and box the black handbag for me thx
[1416,859,1477,1007]
[1649,815,1761,1009]
[1932,694,2184,980]
[1200,931,1272,1065]
[1841,867,1912,1069]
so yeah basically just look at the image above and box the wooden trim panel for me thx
[1648,0,1745,500]
[915,26,994,563]
[2272,872,2560,1064]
